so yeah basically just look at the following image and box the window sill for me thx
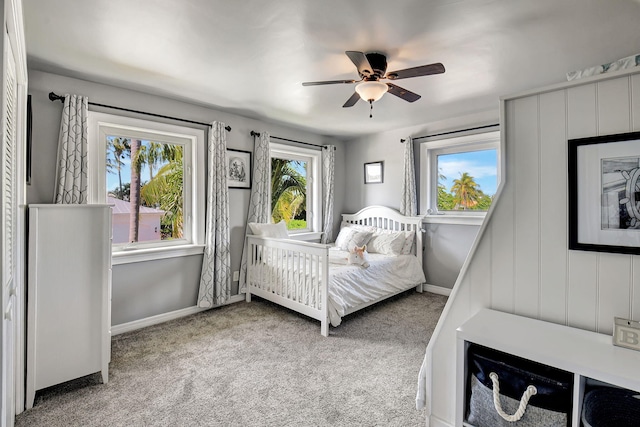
[288,231,323,242]
[423,215,485,226]
[112,244,205,265]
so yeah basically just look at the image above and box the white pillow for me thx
[248,220,289,239]
[400,231,415,255]
[334,226,353,249]
[367,230,406,255]
[334,227,373,251]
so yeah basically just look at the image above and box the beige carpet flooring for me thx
[15,290,447,427]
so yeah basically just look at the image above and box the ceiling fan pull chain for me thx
[369,100,373,118]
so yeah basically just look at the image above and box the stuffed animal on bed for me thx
[347,245,370,268]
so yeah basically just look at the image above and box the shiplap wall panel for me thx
[633,76,640,323]
[490,101,516,312]
[633,257,640,320]
[513,96,541,318]
[632,74,640,130]
[427,71,640,427]
[469,232,492,312]
[597,78,631,135]
[430,285,470,420]
[566,83,599,330]
[567,83,598,138]
[593,76,633,334]
[538,90,569,324]
[567,253,598,330]
[598,254,632,334]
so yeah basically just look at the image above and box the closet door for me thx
[1,24,19,427]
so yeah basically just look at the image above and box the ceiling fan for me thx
[302,51,445,117]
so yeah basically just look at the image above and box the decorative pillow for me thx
[367,230,406,255]
[334,226,373,251]
[400,231,415,255]
[248,220,289,239]
[334,225,354,248]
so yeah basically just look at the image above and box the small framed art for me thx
[227,149,251,189]
[568,131,640,254]
[364,161,383,184]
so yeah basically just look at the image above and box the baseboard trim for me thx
[424,284,452,297]
[111,294,245,335]
[429,414,453,427]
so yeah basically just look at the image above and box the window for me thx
[88,112,205,263]
[421,131,500,223]
[270,143,321,235]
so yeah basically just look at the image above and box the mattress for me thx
[248,246,425,326]
[327,247,425,326]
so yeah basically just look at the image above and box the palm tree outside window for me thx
[421,131,500,216]
[269,143,321,234]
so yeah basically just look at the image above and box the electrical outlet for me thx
[613,317,640,352]
[233,271,239,282]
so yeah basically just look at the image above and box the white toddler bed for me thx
[245,206,426,336]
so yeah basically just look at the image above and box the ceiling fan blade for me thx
[342,92,361,108]
[302,79,357,86]
[386,83,421,103]
[386,63,445,80]
[345,51,374,77]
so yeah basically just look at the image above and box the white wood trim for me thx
[112,244,205,265]
[429,415,454,427]
[287,231,323,242]
[270,142,322,233]
[111,294,245,335]
[424,284,452,297]
[423,215,484,226]
[501,66,640,102]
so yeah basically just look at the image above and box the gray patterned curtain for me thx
[54,94,88,204]
[239,131,271,292]
[400,137,418,216]
[321,145,336,243]
[197,122,232,307]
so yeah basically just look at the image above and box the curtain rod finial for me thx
[49,92,64,102]
[225,125,231,132]
[400,139,406,143]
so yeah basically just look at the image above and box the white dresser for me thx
[26,204,112,409]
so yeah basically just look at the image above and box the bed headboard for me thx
[341,206,424,267]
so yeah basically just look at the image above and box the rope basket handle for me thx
[489,372,538,422]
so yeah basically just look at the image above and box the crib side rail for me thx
[246,236,330,336]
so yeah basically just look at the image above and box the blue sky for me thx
[437,149,498,196]
[107,160,159,191]
[106,139,166,192]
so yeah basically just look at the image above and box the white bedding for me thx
[326,247,425,326]
[248,244,425,327]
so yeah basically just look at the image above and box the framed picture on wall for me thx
[568,131,640,254]
[227,149,252,189]
[364,161,383,184]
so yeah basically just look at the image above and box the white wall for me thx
[27,69,346,326]
[425,68,640,426]
[343,111,496,288]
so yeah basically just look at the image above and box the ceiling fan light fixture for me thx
[355,81,388,102]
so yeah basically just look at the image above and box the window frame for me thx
[269,142,321,236]
[420,131,500,225]
[87,112,205,264]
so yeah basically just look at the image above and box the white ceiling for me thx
[22,0,640,138]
